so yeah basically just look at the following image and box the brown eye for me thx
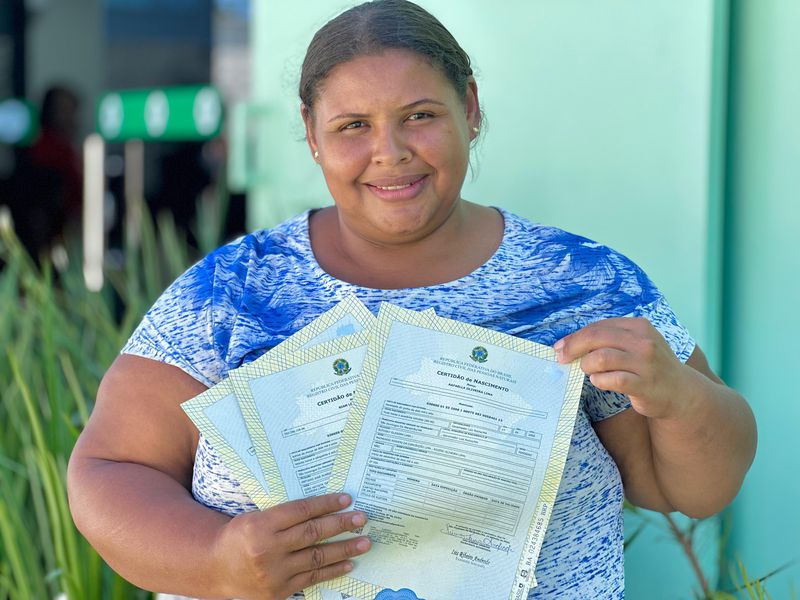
[342,121,366,130]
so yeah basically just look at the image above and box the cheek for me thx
[421,119,468,153]
[417,127,469,178]
[321,140,369,183]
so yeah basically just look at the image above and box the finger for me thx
[282,510,367,551]
[579,348,634,376]
[588,370,642,395]
[555,321,641,363]
[287,558,357,592]
[269,494,352,530]
[288,536,371,574]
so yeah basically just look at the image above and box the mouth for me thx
[364,174,429,199]
[374,182,417,191]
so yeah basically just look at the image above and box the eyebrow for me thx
[326,98,448,124]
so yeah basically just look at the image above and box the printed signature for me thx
[440,523,512,554]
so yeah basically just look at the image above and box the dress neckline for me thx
[295,207,513,292]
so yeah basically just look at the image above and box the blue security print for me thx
[374,589,425,600]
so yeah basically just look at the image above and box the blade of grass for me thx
[0,489,48,599]
[36,450,84,599]
[8,350,47,456]
[59,351,90,426]
[157,210,191,283]
[139,204,162,303]
[24,449,58,594]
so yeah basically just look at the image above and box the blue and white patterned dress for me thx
[123,208,694,599]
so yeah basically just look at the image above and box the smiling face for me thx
[303,49,480,246]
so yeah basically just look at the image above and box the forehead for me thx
[314,49,461,114]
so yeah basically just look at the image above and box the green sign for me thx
[0,98,38,146]
[96,85,224,142]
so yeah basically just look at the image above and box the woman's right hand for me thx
[68,356,371,600]
[214,493,371,600]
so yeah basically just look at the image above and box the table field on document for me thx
[359,398,543,537]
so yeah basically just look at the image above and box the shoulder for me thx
[169,211,315,336]
[500,209,611,257]
[204,212,309,273]
[180,212,311,301]
[122,212,313,384]
[501,210,695,360]
[499,209,661,307]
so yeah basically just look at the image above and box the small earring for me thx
[472,126,480,134]
[314,150,319,159]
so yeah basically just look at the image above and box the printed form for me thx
[181,296,375,508]
[232,330,369,503]
[229,306,433,504]
[318,304,583,600]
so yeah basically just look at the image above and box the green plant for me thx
[624,501,796,600]
[0,204,197,599]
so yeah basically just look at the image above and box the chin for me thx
[374,214,431,240]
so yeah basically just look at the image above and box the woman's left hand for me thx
[554,316,756,517]
[553,317,693,420]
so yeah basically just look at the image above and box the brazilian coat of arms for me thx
[333,357,351,375]
[470,346,488,363]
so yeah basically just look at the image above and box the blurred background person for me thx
[6,84,82,262]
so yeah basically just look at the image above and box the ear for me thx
[465,76,481,139]
[301,104,319,161]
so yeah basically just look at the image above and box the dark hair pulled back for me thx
[300,0,473,113]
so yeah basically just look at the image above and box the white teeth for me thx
[377,183,412,190]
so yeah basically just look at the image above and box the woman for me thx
[67,1,756,598]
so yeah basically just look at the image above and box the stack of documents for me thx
[182,296,584,600]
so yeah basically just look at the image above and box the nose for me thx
[371,124,412,166]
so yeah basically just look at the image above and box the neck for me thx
[309,201,503,289]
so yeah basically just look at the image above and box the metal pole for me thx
[83,133,105,292]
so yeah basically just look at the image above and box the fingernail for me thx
[554,339,565,353]
[356,538,371,552]
[343,561,354,572]
[351,512,366,527]
[339,494,351,507]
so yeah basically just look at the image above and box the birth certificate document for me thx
[320,304,583,600]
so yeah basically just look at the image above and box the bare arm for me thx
[67,354,370,599]
[555,318,756,518]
